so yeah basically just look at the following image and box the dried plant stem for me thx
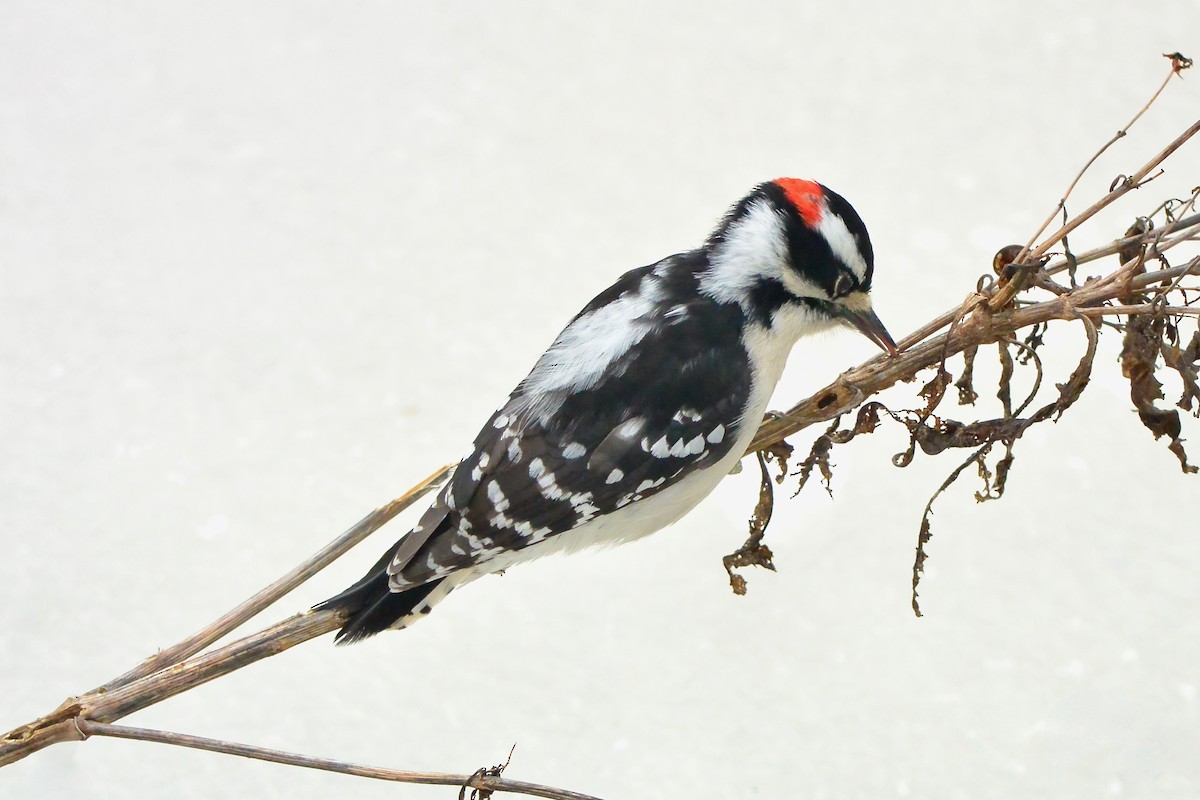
[1033,119,1199,260]
[0,610,345,766]
[867,211,1200,365]
[75,721,602,800]
[1032,116,1199,261]
[1044,213,1200,278]
[1078,304,1199,317]
[1,464,605,799]
[5,610,597,799]
[1,466,457,766]
[989,115,1200,311]
[1020,55,1186,257]
[96,464,455,694]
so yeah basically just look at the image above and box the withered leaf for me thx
[723,452,779,595]
[911,316,1098,616]
[956,346,979,405]
[1019,323,1047,365]
[1122,314,1198,473]
[895,369,953,467]
[911,516,931,618]
[997,340,1015,418]
[763,438,794,484]
[1117,218,1151,289]
[792,428,835,498]
[1162,330,1200,414]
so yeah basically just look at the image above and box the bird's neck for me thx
[744,301,829,387]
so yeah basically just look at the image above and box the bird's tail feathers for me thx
[314,546,445,645]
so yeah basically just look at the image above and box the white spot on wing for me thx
[573,503,600,526]
[528,457,546,479]
[537,471,566,501]
[707,424,725,444]
[486,480,509,512]
[606,468,624,484]
[636,477,666,493]
[562,442,586,459]
[649,436,670,458]
[614,417,646,440]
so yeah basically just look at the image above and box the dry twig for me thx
[75,721,598,800]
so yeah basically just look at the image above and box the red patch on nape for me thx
[774,178,824,227]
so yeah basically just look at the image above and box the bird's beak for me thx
[836,295,899,356]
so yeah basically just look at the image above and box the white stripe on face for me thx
[817,208,869,283]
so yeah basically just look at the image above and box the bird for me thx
[317,178,898,643]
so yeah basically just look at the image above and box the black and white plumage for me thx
[318,178,897,643]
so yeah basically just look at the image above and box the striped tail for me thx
[314,545,447,645]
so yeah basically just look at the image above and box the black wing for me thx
[388,260,752,588]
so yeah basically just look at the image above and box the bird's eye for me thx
[833,273,855,298]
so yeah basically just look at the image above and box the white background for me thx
[2,3,1199,798]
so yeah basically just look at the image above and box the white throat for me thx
[739,303,831,426]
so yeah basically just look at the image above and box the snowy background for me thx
[3,3,1199,798]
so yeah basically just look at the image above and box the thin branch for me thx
[1131,257,1200,291]
[1076,304,1200,317]
[1043,213,1200,278]
[988,116,1200,312]
[75,721,602,800]
[0,611,345,767]
[1026,117,1200,263]
[1019,54,1187,258]
[96,464,455,694]
[856,209,1198,361]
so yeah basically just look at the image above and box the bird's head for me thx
[700,178,898,356]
